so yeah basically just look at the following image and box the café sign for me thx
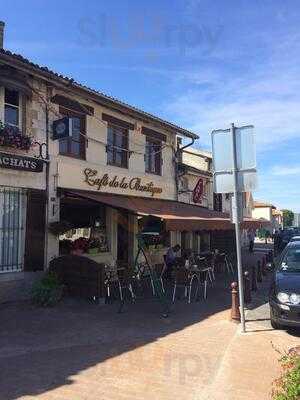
[83,168,162,197]
[0,152,44,173]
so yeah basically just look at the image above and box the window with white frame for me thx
[145,136,162,175]
[0,187,27,272]
[4,88,21,128]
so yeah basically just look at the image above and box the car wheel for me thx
[270,318,282,330]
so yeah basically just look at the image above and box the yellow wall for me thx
[252,206,272,221]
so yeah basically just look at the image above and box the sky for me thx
[2,0,300,212]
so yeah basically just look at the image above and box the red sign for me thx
[193,178,204,204]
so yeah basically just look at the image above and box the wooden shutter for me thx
[24,189,47,271]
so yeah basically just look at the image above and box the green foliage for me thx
[31,272,64,307]
[282,209,294,227]
[272,354,300,400]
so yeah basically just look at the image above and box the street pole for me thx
[231,123,246,333]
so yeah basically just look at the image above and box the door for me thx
[117,211,129,265]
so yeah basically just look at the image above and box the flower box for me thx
[87,247,100,255]
[0,120,34,151]
[71,249,84,256]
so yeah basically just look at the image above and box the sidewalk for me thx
[200,246,300,400]
[0,246,298,400]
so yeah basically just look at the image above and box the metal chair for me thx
[224,253,235,274]
[172,267,194,303]
[153,263,167,294]
[194,268,208,300]
[116,265,136,302]
[196,255,215,283]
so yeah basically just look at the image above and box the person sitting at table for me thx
[165,244,181,277]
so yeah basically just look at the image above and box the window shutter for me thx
[24,189,47,271]
[21,93,27,134]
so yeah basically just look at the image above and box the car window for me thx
[280,247,300,272]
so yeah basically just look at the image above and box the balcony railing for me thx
[0,120,33,151]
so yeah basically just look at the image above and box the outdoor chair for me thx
[196,255,215,283]
[194,268,208,300]
[116,265,136,302]
[153,263,167,294]
[224,253,235,274]
[172,267,194,303]
[103,263,136,303]
[104,265,120,303]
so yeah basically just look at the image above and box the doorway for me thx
[117,211,129,264]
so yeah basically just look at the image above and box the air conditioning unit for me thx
[52,117,73,140]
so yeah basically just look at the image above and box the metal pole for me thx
[230,123,246,332]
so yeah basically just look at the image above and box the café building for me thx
[0,30,244,302]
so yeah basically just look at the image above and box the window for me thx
[4,88,20,127]
[181,177,189,191]
[280,247,300,272]
[0,187,27,272]
[145,136,162,175]
[107,123,128,168]
[214,193,223,212]
[193,232,200,253]
[181,231,189,251]
[59,107,86,159]
[59,201,109,255]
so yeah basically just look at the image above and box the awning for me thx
[63,189,233,231]
[241,217,271,229]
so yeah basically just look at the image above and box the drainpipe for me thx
[44,103,50,270]
[0,21,5,49]
[175,136,195,201]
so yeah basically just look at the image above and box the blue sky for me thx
[2,0,300,212]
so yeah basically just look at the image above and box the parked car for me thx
[269,240,300,329]
[290,235,300,243]
[278,229,294,252]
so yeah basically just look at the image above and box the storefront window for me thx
[181,231,189,251]
[200,233,210,251]
[0,187,27,272]
[138,216,170,249]
[193,232,200,253]
[59,200,109,255]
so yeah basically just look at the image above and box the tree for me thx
[282,209,294,227]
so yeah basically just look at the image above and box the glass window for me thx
[193,233,200,253]
[214,193,223,212]
[58,108,86,159]
[59,202,109,255]
[0,188,27,272]
[4,88,20,127]
[107,124,128,168]
[145,136,162,175]
[280,247,300,272]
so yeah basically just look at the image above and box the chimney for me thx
[0,21,5,49]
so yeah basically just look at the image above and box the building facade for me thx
[252,201,279,232]
[0,22,259,302]
[0,30,205,301]
[293,213,300,228]
[0,50,48,302]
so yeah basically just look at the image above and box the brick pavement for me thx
[0,245,297,400]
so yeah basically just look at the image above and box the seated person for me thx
[165,244,181,276]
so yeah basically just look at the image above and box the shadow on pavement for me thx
[0,249,270,400]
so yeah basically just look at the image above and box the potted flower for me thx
[70,237,89,255]
[87,238,101,255]
[0,119,34,151]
